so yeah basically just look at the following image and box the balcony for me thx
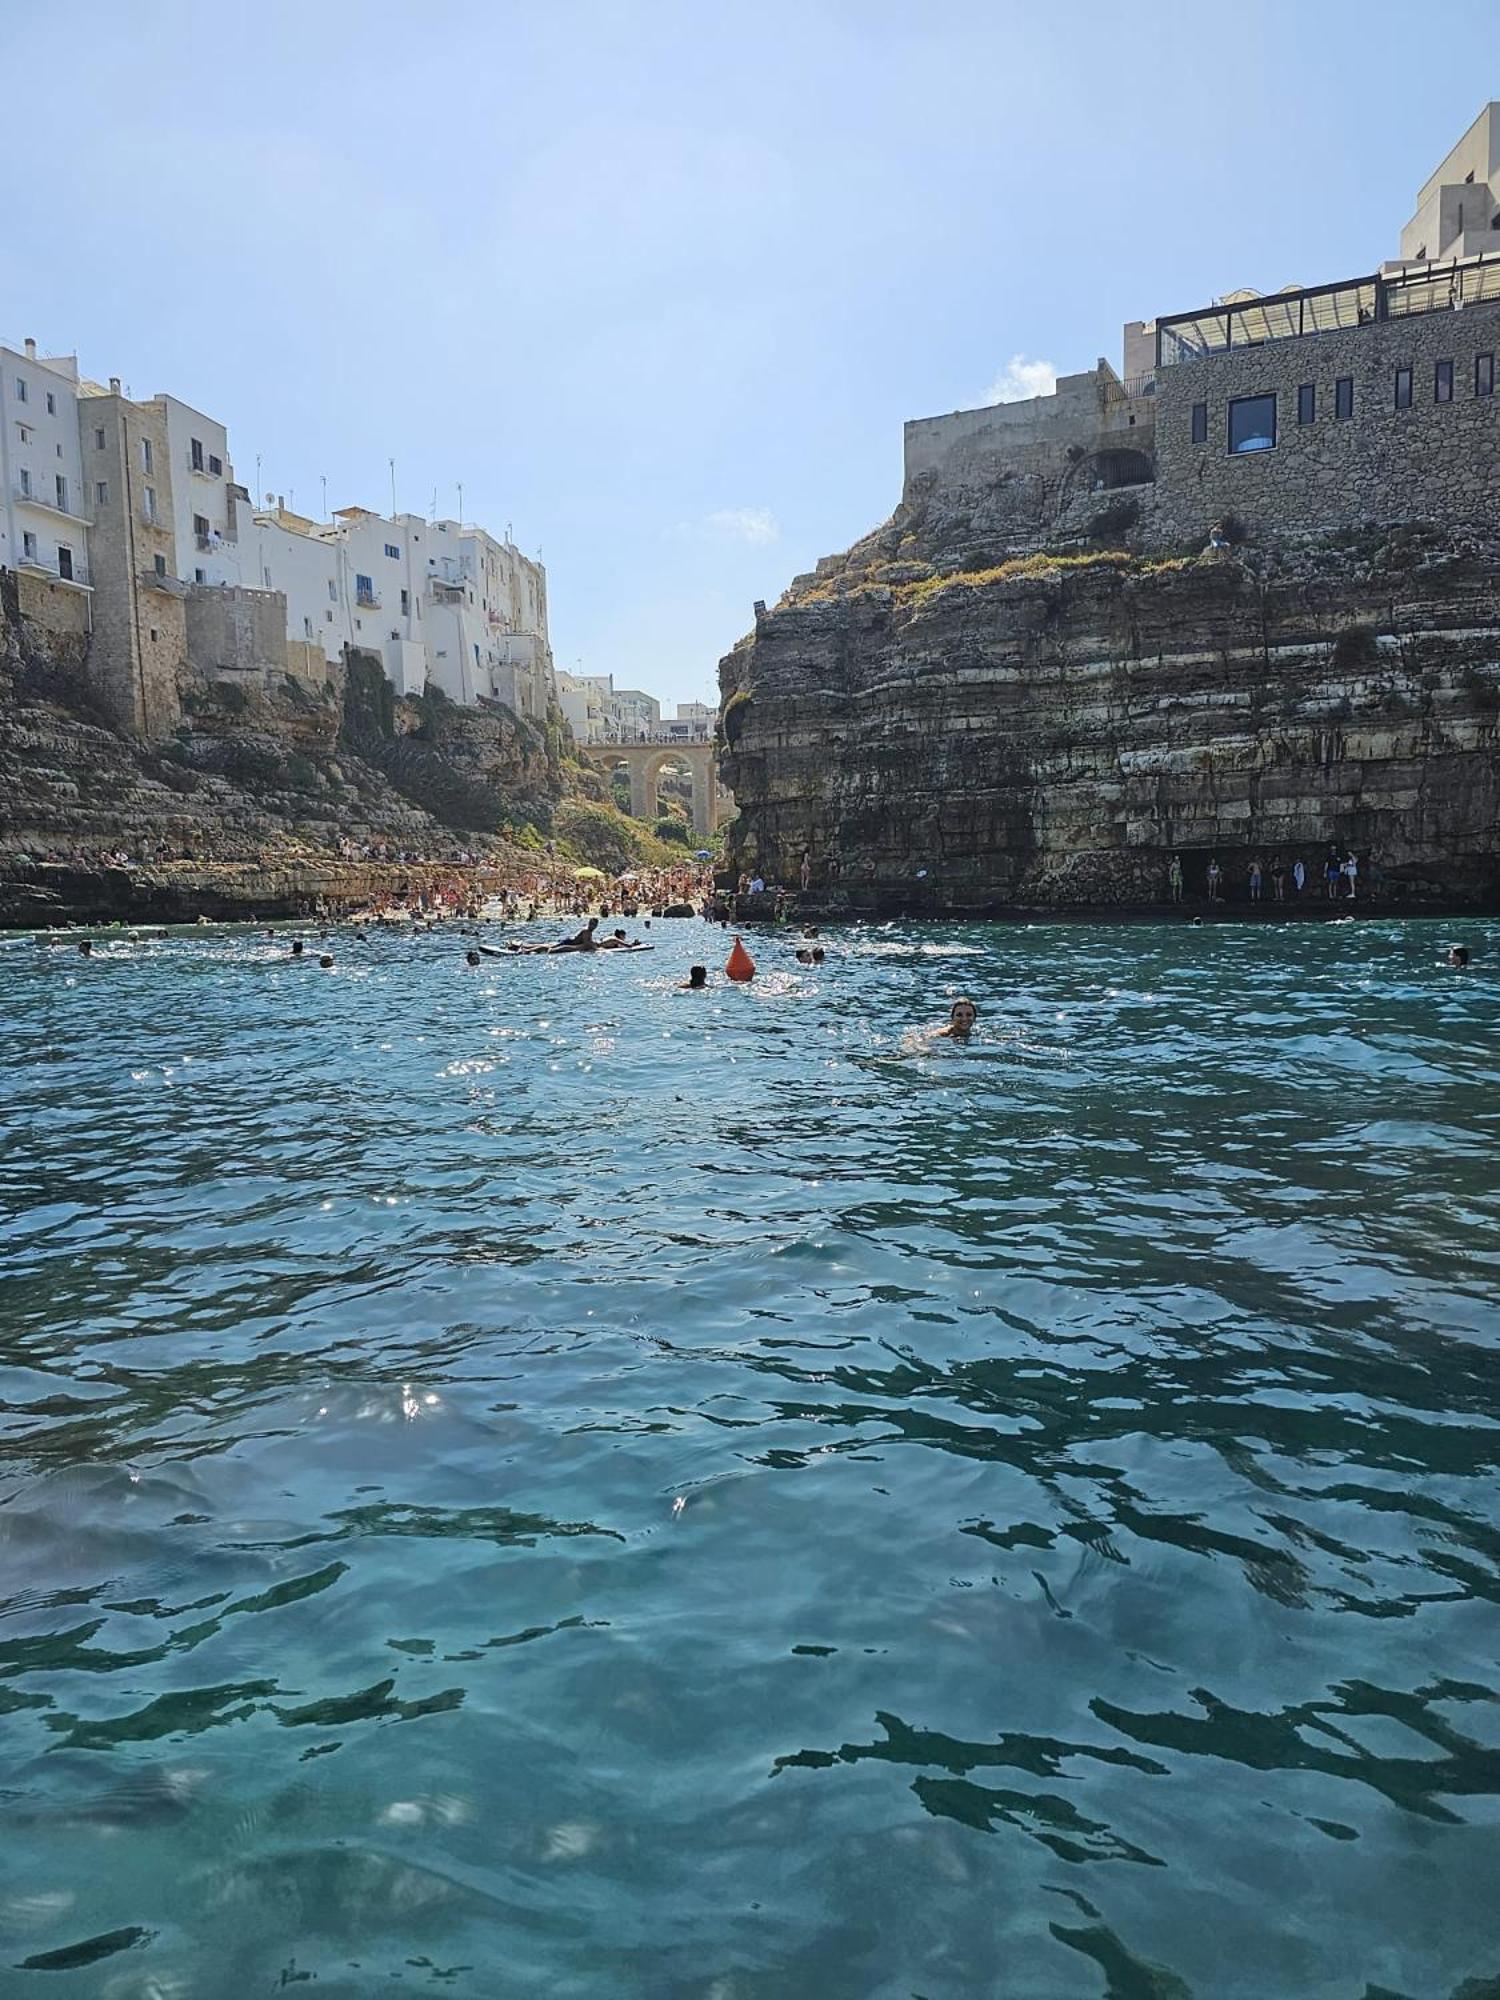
[15,486,92,528]
[355,588,380,610]
[429,573,464,599]
[139,567,188,598]
[18,555,91,590]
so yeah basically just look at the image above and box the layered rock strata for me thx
[719,523,1500,910]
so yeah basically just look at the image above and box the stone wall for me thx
[1154,295,1500,542]
[186,583,288,684]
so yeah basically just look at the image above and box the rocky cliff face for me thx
[0,577,566,924]
[718,512,1500,910]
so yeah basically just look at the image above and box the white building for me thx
[0,339,91,594]
[1399,102,1500,265]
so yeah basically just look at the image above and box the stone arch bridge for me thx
[579,738,726,837]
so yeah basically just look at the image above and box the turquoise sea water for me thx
[2,914,1499,1998]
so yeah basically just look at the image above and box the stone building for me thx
[80,383,189,739]
[900,104,1500,556]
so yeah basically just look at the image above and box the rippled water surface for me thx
[3,915,1500,1998]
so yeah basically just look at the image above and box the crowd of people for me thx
[1171,846,1371,906]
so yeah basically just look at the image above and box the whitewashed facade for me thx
[0,340,91,593]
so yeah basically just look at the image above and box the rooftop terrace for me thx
[1157,250,1500,367]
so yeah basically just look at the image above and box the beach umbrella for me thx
[573,865,606,880]
[693,850,713,859]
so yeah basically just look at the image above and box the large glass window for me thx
[1190,401,1208,445]
[1478,353,1495,398]
[1435,359,1454,403]
[1395,367,1413,410]
[1335,376,1354,420]
[1227,394,1276,454]
[1297,383,1316,425]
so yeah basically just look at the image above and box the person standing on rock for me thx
[1249,857,1264,903]
[1293,857,1306,897]
[1343,853,1359,901]
[1206,857,1223,903]
[1325,850,1343,901]
[1271,857,1287,903]
[1168,854,1184,904]
[800,852,812,895]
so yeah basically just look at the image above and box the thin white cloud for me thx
[670,506,780,546]
[982,355,1057,406]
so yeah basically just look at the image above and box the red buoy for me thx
[725,935,756,981]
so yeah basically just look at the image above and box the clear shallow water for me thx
[2,915,1499,1999]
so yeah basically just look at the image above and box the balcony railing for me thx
[139,567,187,598]
[1157,248,1500,366]
[355,589,380,609]
[18,554,91,588]
[16,486,92,525]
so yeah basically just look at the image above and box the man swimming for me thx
[681,964,709,989]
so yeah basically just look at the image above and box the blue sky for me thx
[3,3,1493,707]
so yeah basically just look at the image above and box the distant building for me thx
[0,328,556,736]
[901,103,1500,552]
[0,340,91,595]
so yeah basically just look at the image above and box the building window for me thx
[141,437,153,473]
[1335,376,1354,420]
[14,377,27,403]
[305,617,314,639]
[1227,393,1276,454]
[193,512,210,540]
[328,579,338,601]
[1297,383,1316,425]
[384,543,400,560]
[208,454,222,476]
[95,480,108,504]
[21,531,37,561]
[149,627,158,643]
[55,475,68,512]
[94,427,105,450]
[18,467,30,497]
[143,486,157,522]
[195,568,205,584]
[1395,367,1413,410]
[1478,353,1495,398]
[263,567,272,588]
[400,588,409,613]
[1435,359,1454,403]
[57,545,72,580]
[190,437,204,471]
[326,609,334,622]
[154,553,167,577]
[45,392,55,416]
[356,573,376,606]
[1190,401,1208,445]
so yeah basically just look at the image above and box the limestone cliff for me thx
[0,572,566,924]
[718,514,1500,910]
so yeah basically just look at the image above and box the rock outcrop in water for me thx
[717,515,1500,911]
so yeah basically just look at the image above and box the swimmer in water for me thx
[937,997,978,1039]
[1448,945,1471,969]
[465,949,482,966]
[550,917,600,954]
[681,964,708,989]
[811,946,825,964]
[795,948,813,964]
[319,954,335,970]
[77,939,93,957]
[291,939,305,957]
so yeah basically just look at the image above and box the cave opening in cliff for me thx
[1087,447,1155,491]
